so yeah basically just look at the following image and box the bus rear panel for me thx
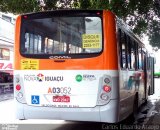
[14,10,119,123]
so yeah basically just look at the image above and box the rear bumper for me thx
[16,99,119,123]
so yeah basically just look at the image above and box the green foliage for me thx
[0,0,160,48]
[78,0,160,49]
[149,20,160,48]
[0,0,40,14]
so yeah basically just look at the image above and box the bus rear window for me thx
[20,15,102,58]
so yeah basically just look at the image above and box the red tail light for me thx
[103,85,111,92]
[23,15,28,19]
[16,84,21,91]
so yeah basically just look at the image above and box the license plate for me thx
[53,96,70,102]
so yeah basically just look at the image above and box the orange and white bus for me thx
[14,10,154,123]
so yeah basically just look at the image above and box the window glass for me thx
[21,17,102,55]
[0,48,10,60]
[127,37,135,69]
[119,30,127,69]
[147,56,151,70]
[25,33,42,54]
[138,47,142,69]
[141,50,145,70]
[130,40,135,69]
[2,15,11,22]
[127,36,131,69]
[134,42,138,69]
[0,72,13,83]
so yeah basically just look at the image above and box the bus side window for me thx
[147,56,151,70]
[141,50,145,70]
[127,36,132,69]
[130,40,135,69]
[119,29,127,69]
[134,41,139,70]
[138,46,142,69]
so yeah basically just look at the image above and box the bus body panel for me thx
[16,99,119,123]
[118,70,146,121]
[15,70,119,108]
[116,19,155,121]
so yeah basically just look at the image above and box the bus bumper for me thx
[16,99,119,123]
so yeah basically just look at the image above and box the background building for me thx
[0,12,15,100]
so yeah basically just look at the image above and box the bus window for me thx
[138,47,142,69]
[119,29,127,69]
[25,33,42,54]
[21,16,102,57]
[127,36,131,69]
[134,41,139,70]
[141,50,145,70]
[130,40,135,69]
[127,37,135,70]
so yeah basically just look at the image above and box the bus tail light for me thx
[103,85,111,93]
[17,92,23,99]
[100,93,109,100]
[14,74,26,104]
[104,77,110,84]
[97,75,112,105]
[16,84,21,91]
[16,77,20,83]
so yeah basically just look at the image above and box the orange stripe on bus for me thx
[103,10,118,70]
[14,16,22,70]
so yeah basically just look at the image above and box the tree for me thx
[0,0,40,13]
[0,0,160,49]
[0,0,75,13]
[79,0,160,49]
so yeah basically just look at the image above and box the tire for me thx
[130,94,138,121]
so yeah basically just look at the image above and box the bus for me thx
[154,71,160,78]
[0,12,14,96]
[14,10,154,123]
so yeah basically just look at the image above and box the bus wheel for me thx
[143,87,150,104]
[131,95,139,120]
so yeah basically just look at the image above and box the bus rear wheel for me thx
[131,94,138,120]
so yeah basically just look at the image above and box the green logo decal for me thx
[76,75,82,82]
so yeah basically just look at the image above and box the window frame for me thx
[0,48,10,60]
[20,10,104,59]
[118,27,145,71]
